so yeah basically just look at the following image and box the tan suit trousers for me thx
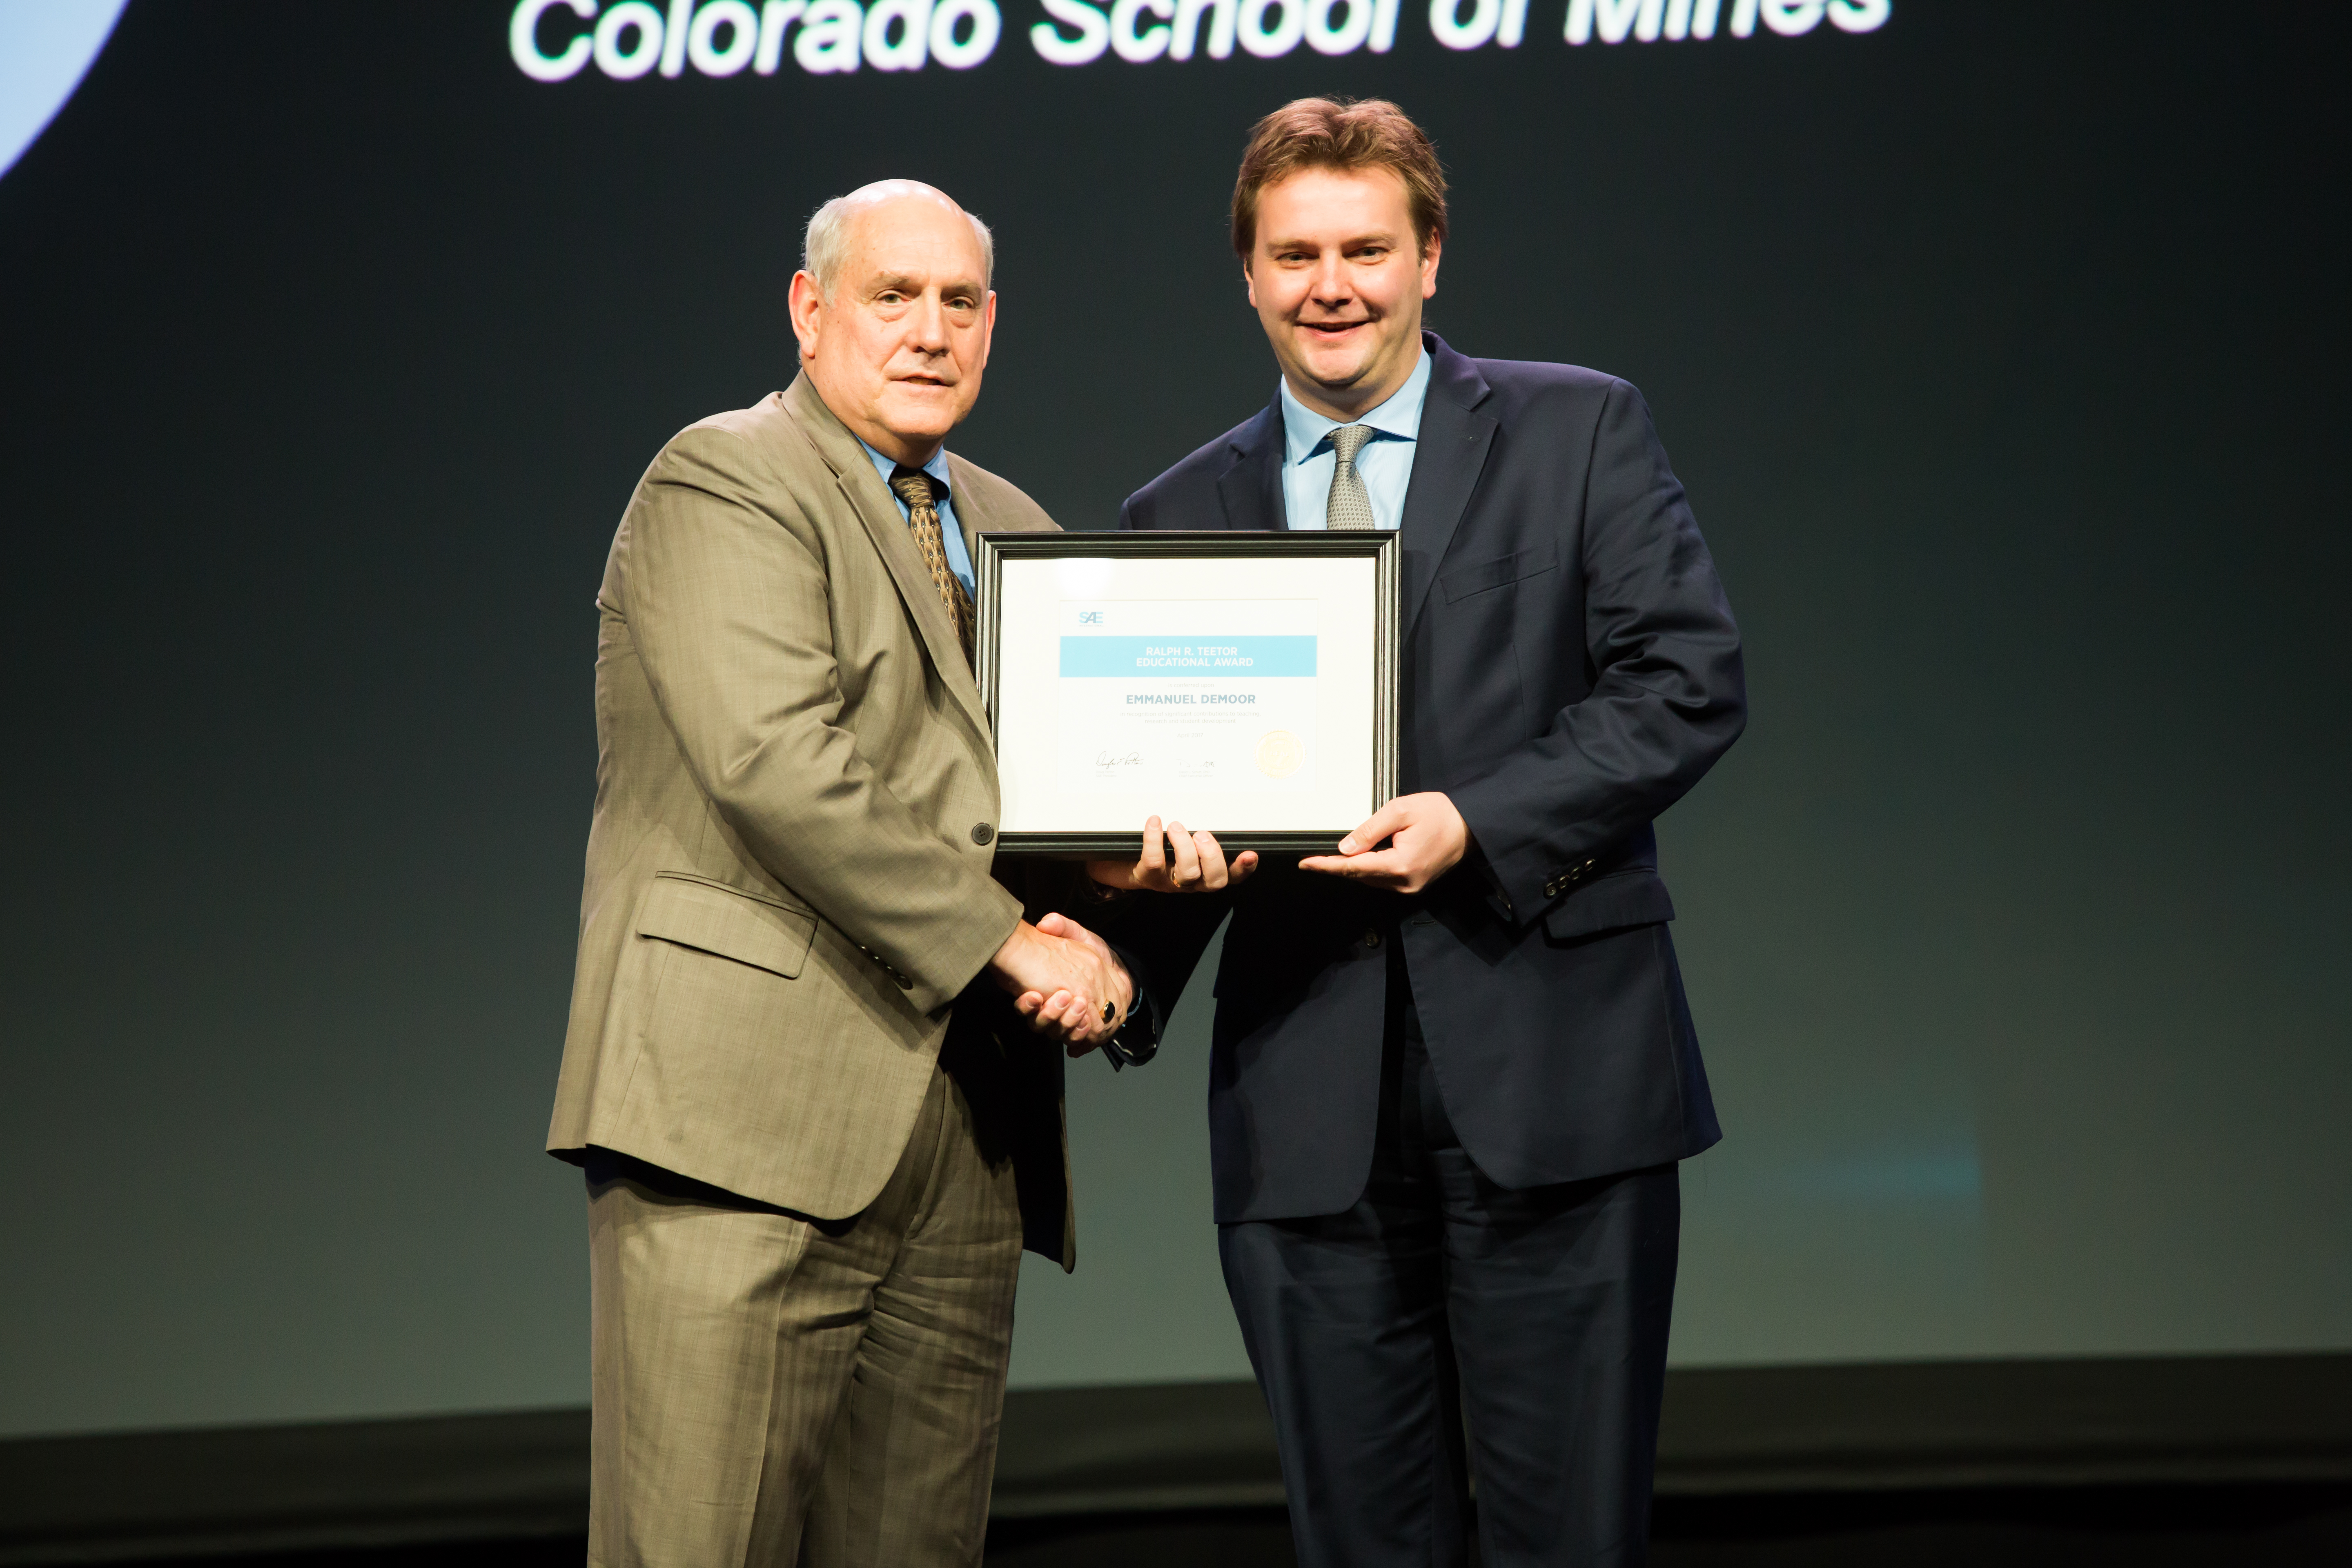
[586,1065,1024,1568]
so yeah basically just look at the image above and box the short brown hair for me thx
[1231,98,1448,265]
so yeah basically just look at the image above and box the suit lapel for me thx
[1396,335,1497,633]
[945,452,1054,548]
[780,374,991,739]
[1215,404,1287,531]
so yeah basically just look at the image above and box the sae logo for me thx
[1079,611,1106,626]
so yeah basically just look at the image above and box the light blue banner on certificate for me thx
[1059,636,1319,677]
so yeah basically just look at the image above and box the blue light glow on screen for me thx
[0,0,129,182]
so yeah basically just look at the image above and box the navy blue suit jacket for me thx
[1114,334,1746,1223]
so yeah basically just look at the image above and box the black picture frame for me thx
[973,530,1402,855]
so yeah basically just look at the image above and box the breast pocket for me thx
[1426,545,1560,762]
[1439,544,1558,604]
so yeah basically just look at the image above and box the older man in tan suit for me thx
[547,180,1133,1568]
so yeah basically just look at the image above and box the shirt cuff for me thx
[1097,936,1163,1071]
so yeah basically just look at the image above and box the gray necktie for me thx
[1324,423,1377,530]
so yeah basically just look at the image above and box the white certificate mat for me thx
[987,545,1391,844]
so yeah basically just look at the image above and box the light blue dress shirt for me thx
[1277,346,1431,531]
[858,439,975,596]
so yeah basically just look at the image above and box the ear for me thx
[788,270,823,360]
[1419,235,1442,301]
[1243,259,1258,310]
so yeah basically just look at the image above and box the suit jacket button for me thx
[1362,929,1381,948]
[1544,878,1563,898]
[971,823,994,845]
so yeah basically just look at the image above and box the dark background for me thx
[2,0,2345,1440]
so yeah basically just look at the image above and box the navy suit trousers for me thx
[1219,947,1681,1568]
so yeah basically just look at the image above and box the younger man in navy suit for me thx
[1097,99,1746,1567]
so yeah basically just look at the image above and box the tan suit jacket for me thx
[548,373,1065,1249]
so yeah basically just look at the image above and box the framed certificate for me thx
[973,531,1401,854]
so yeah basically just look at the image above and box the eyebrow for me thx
[869,272,983,296]
[1264,232,1401,252]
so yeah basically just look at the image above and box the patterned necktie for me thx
[889,465,974,663]
[1324,423,1378,530]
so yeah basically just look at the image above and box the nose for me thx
[907,290,951,354]
[1309,252,1354,308]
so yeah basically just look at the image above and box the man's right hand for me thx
[987,917,1132,1050]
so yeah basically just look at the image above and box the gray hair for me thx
[802,181,995,298]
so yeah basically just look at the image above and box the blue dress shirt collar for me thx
[857,438,973,595]
[859,438,953,497]
[1278,344,1432,468]
[1275,345,1431,531]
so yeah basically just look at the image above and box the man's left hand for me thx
[1298,792,1470,895]
[1087,817,1258,895]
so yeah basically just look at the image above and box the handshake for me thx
[983,814,1263,1057]
[978,799,1458,1053]
[986,911,1134,1057]
[984,796,1467,1055]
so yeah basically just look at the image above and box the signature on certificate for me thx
[1093,750,1144,773]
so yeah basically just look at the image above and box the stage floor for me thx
[90,1484,2352,1568]
[12,1358,2349,1566]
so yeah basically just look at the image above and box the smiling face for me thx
[1246,165,1441,421]
[789,186,995,465]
